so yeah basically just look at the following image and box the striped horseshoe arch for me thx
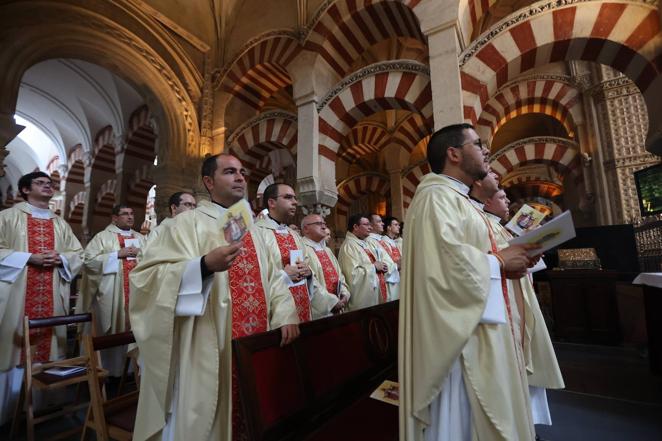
[490,137,581,181]
[94,179,117,217]
[336,172,390,227]
[125,105,156,162]
[401,161,431,210]
[460,0,662,132]
[227,110,298,181]
[68,191,86,225]
[339,122,390,163]
[477,77,582,141]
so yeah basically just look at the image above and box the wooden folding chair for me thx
[10,312,104,441]
[81,331,139,441]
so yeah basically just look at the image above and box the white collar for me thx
[485,212,504,224]
[307,238,325,251]
[382,235,396,245]
[368,233,383,241]
[440,174,470,195]
[469,199,485,210]
[28,203,53,219]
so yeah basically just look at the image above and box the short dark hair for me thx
[427,123,474,174]
[347,213,369,232]
[368,213,381,223]
[201,154,221,179]
[111,204,132,216]
[262,183,281,209]
[18,171,51,200]
[383,216,399,229]
[168,191,190,208]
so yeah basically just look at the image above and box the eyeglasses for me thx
[180,202,197,208]
[32,180,53,187]
[305,221,327,227]
[277,194,297,200]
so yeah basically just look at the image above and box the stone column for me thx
[388,169,404,221]
[415,0,464,129]
[0,113,24,176]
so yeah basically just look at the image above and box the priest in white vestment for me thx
[399,124,540,441]
[253,183,339,322]
[338,214,385,311]
[483,188,565,426]
[129,154,300,441]
[0,172,83,424]
[382,216,403,257]
[146,191,197,244]
[301,214,349,318]
[78,204,146,375]
[366,213,400,301]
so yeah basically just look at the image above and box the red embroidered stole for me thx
[363,247,387,302]
[117,234,137,330]
[272,231,311,322]
[25,215,55,363]
[314,249,340,296]
[382,239,401,263]
[229,232,269,441]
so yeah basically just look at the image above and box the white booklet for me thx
[289,249,306,287]
[509,210,576,256]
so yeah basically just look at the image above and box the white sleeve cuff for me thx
[175,257,214,316]
[385,267,400,284]
[103,251,119,275]
[528,258,547,273]
[57,254,73,282]
[281,269,295,287]
[480,255,507,324]
[0,252,31,282]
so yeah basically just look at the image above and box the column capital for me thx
[0,113,24,177]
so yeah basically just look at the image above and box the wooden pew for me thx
[233,301,399,441]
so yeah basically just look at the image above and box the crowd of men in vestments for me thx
[0,123,563,441]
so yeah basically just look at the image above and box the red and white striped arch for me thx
[94,179,117,217]
[228,111,298,181]
[65,144,85,187]
[305,0,425,78]
[460,1,662,126]
[336,172,390,226]
[401,161,431,210]
[220,35,299,111]
[339,123,390,163]
[490,137,581,179]
[392,113,431,153]
[318,62,432,162]
[476,78,581,141]
[68,191,86,224]
[46,156,61,190]
[519,196,562,216]
[126,164,154,209]
[91,126,116,174]
[125,105,156,162]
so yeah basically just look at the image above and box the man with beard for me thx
[146,191,197,243]
[253,183,338,322]
[399,123,540,441]
[129,154,299,441]
[366,213,399,301]
[0,171,83,424]
[79,204,146,375]
[482,186,565,429]
[300,214,349,317]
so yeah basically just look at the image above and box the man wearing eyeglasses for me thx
[253,183,338,323]
[146,191,197,244]
[0,171,83,424]
[399,123,541,441]
[79,203,146,375]
[301,214,350,317]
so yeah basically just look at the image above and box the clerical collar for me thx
[469,198,484,210]
[440,174,470,195]
[368,233,383,241]
[306,237,325,251]
[268,213,287,227]
[212,200,229,210]
[28,203,52,219]
[485,212,503,223]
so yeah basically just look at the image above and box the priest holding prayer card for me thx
[399,123,540,441]
[129,154,299,441]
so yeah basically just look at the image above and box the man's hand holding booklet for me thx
[508,210,577,255]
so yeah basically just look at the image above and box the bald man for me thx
[301,214,349,318]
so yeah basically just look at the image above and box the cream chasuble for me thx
[301,236,346,318]
[79,223,146,337]
[399,173,535,441]
[146,217,175,245]
[366,233,400,301]
[484,212,564,424]
[253,217,337,322]
[338,232,381,311]
[129,201,298,441]
[0,202,83,423]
